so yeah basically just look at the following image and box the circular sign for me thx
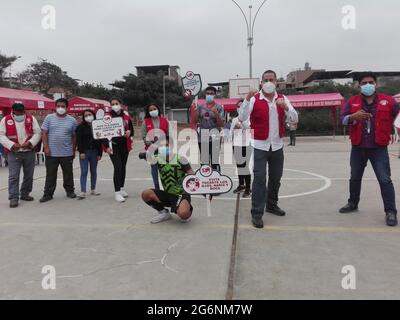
[186,71,194,80]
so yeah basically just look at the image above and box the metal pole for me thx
[163,75,166,116]
[249,5,253,78]
[231,0,267,79]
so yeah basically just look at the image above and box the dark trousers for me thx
[349,146,397,213]
[79,149,98,192]
[44,156,75,196]
[233,145,252,189]
[8,151,36,200]
[251,148,284,218]
[110,144,129,192]
[198,139,221,172]
[289,130,296,146]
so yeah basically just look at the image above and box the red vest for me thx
[144,117,169,150]
[123,113,133,153]
[4,114,34,154]
[348,94,395,146]
[250,93,286,140]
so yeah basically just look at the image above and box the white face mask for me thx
[112,105,122,113]
[262,82,276,94]
[85,116,94,123]
[56,107,67,116]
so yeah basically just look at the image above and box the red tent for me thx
[0,87,55,116]
[68,96,111,114]
[197,93,345,136]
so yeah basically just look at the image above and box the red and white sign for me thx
[183,165,233,195]
[92,116,125,140]
[181,71,202,97]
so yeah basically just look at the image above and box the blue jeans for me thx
[80,150,98,193]
[151,164,160,190]
[349,146,397,213]
[251,148,284,218]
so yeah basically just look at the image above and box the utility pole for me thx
[231,0,268,78]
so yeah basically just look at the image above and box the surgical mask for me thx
[13,114,25,123]
[112,105,122,113]
[262,81,276,94]
[206,95,215,104]
[361,83,376,97]
[85,116,94,123]
[150,110,159,118]
[56,107,67,116]
[158,146,170,159]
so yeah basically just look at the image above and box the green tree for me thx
[111,72,190,114]
[0,52,18,87]
[18,58,79,97]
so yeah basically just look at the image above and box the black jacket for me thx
[76,122,103,156]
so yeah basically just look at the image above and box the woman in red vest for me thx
[142,104,169,190]
[104,98,134,203]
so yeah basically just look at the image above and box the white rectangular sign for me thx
[92,116,125,140]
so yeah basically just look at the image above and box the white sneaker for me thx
[91,190,101,196]
[115,192,126,203]
[180,217,192,224]
[77,192,86,200]
[151,209,172,224]
[120,188,128,198]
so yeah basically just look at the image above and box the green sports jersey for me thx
[157,156,192,195]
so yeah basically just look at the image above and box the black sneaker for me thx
[386,211,398,227]
[67,193,77,199]
[339,203,358,214]
[9,199,19,208]
[266,206,286,217]
[233,185,246,194]
[243,190,252,198]
[20,195,34,202]
[252,217,264,229]
[40,195,53,203]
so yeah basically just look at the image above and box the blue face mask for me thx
[361,83,376,97]
[14,114,25,123]
[150,110,159,118]
[206,95,215,104]
[158,146,170,159]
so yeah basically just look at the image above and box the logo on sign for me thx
[181,71,202,97]
[103,115,112,124]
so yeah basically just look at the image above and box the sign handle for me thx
[108,138,113,154]
[206,194,212,217]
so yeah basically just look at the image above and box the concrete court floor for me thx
[0,136,399,300]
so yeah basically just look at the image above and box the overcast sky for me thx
[1,0,399,86]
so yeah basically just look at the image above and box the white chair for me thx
[36,143,45,165]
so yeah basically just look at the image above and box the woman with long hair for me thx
[104,98,134,203]
[142,103,169,190]
[76,109,103,200]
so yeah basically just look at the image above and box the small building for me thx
[135,65,181,83]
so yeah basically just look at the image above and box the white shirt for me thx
[0,115,42,152]
[239,91,298,152]
[230,117,252,147]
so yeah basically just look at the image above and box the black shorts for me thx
[152,189,193,214]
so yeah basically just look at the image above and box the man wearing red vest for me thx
[239,70,298,229]
[0,103,41,208]
[340,72,400,227]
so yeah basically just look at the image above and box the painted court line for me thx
[0,222,398,234]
